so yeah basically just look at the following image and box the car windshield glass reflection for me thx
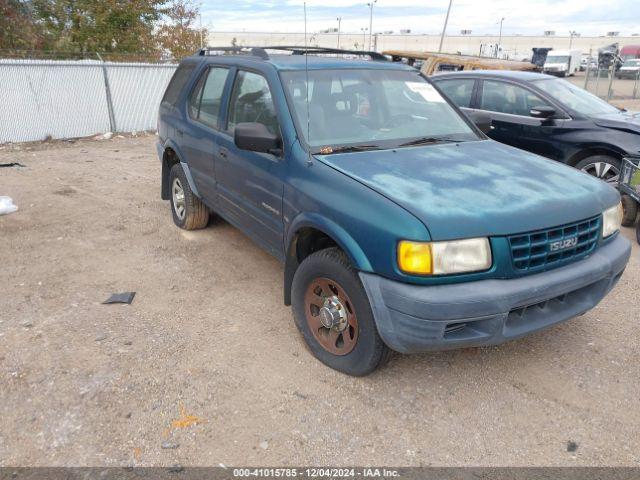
[545,55,569,63]
[532,78,620,117]
[281,69,478,150]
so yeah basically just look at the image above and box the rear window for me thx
[162,63,196,106]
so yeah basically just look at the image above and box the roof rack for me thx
[197,46,388,62]
[262,46,389,62]
[198,46,269,60]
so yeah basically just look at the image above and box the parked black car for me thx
[432,71,640,185]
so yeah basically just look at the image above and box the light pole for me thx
[497,17,505,58]
[337,17,342,49]
[361,27,368,51]
[438,0,453,53]
[367,0,377,51]
[569,30,579,49]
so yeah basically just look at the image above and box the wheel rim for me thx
[304,277,359,356]
[172,178,186,220]
[580,161,620,184]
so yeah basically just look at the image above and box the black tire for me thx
[291,247,391,376]
[169,163,209,230]
[621,194,638,227]
[636,222,640,245]
[575,155,621,185]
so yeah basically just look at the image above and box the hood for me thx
[316,140,619,240]
[592,110,640,134]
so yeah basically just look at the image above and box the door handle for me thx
[219,147,229,159]
[176,129,184,136]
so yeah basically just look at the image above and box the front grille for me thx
[509,216,601,273]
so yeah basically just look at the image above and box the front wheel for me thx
[291,248,391,376]
[575,155,621,185]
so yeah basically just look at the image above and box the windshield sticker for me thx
[406,82,445,103]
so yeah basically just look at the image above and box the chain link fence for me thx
[579,65,640,102]
[0,51,177,143]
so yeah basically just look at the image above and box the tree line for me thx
[0,0,206,60]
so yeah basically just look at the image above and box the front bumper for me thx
[617,71,640,79]
[360,235,631,353]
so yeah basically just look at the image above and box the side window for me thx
[188,67,229,128]
[436,79,475,108]
[480,80,551,116]
[188,73,207,119]
[228,71,279,135]
[162,63,196,106]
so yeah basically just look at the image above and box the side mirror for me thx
[530,105,556,119]
[234,122,282,155]
[467,111,493,134]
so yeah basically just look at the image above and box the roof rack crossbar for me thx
[198,46,269,60]
[197,46,388,62]
[261,46,388,61]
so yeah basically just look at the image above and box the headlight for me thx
[602,202,623,238]
[398,238,492,275]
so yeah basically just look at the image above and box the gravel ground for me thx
[0,135,639,467]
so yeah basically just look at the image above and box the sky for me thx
[200,0,640,36]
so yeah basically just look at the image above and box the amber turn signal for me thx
[397,241,433,275]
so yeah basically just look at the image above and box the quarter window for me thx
[480,80,551,117]
[188,67,229,128]
[228,71,279,135]
[162,63,196,106]
[436,79,475,108]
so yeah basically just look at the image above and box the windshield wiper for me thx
[317,144,382,155]
[398,136,462,147]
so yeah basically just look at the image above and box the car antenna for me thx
[304,2,312,167]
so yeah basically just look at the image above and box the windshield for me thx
[532,78,620,116]
[546,55,569,63]
[281,69,478,150]
[623,59,640,67]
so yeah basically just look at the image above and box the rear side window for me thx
[188,67,229,128]
[436,79,475,108]
[162,63,196,106]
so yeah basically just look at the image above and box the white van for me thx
[543,49,582,76]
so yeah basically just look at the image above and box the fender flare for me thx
[160,139,200,199]
[283,212,373,305]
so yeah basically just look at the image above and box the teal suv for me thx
[157,47,631,376]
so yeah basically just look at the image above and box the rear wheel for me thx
[621,194,638,227]
[291,248,391,376]
[169,163,209,230]
[575,155,621,185]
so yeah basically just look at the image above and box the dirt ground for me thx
[0,135,639,467]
